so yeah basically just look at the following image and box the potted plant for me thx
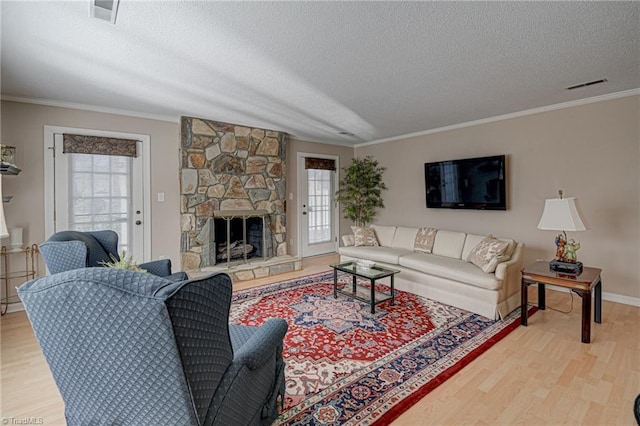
[335,156,387,226]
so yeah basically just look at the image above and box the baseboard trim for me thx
[5,302,25,314]
[545,284,640,307]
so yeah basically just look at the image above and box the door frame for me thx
[43,125,152,261]
[296,152,340,258]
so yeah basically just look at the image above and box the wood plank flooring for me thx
[2,254,638,425]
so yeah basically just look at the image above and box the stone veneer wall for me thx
[179,117,287,270]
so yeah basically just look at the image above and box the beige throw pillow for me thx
[414,227,437,253]
[467,235,510,273]
[351,226,379,247]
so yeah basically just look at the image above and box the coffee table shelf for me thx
[331,261,399,314]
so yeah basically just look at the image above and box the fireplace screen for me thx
[213,210,269,267]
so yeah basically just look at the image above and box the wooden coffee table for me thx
[331,261,399,314]
[520,261,602,343]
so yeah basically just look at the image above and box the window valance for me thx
[304,157,336,171]
[63,134,138,157]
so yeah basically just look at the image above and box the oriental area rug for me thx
[230,272,525,425]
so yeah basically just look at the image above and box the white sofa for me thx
[339,225,524,320]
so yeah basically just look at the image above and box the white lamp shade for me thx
[537,197,589,231]
[0,177,9,238]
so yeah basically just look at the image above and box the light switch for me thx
[157,192,165,202]
[289,192,294,200]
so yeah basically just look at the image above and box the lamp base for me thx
[550,260,583,275]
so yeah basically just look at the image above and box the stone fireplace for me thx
[180,117,288,272]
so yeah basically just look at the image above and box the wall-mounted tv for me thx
[424,155,507,210]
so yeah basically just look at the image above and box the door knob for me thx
[302,212,307,215]
[135,220,142,225]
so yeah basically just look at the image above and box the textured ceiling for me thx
[1,1,638,145]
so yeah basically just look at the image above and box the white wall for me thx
[286,138,354,257]
[1,101,182,275]
[355,94,640,300]
[3,94,638,303]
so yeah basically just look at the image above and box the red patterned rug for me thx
[230,271,526,425]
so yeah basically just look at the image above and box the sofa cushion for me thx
[461,234,486,260]
[391,227,419,250]
[467,235,510,273]
[351,226,379,247]
[342,235,355,247]
[414,227,438,253]
[338,246,412,265]
[432,230,467,259]
[399,253,502,290]
[371,225,397,247]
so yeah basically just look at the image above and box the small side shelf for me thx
[1,161,20,204]
[0,163,21,175]
[1,244,39,315]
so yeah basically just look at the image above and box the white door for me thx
[45,127,150,262]
[298,153,339,257]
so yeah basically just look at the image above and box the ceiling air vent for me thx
[566,78,608,90]
[90,0,120,24]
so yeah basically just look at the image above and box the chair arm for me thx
[232,319,288,370]
[164,271,188,282]
[139,259,173,277]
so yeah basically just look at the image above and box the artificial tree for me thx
[335,156,387,227]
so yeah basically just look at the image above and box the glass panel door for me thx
[68,153,133,254]
[307,168,332,245]
[299,154,338,257]
[52,133,145,262]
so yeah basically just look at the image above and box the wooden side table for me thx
[520,261,602,343]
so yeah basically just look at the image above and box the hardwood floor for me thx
[2,253,638,425]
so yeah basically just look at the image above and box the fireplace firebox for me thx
[213,210,270,268]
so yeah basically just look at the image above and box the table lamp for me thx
[537,189,588,274]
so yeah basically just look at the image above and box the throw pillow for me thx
[414,227,437,253]
[467,235,510,273]
[351,226,379,247]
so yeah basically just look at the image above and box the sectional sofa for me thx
[338,224,525,319]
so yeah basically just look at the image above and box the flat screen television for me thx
[424,155,507,210]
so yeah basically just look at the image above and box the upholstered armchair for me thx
[39,230,187,281]
[18,270,288,426]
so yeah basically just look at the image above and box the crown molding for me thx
[0,95,361,147]
[287,135,358,148]
[356,88,640,148]
[4,88,638,148]
[0,95,179,123]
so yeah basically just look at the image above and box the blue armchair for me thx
[18,269,288,425]
[39,230,187,281]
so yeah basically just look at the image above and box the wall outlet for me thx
[157,192,165,202]
[289,192,294,200]
[289,239,294,246]
[158,255,166,260]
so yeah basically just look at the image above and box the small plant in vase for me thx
[335,156,387,227]
[99,251,148,273]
